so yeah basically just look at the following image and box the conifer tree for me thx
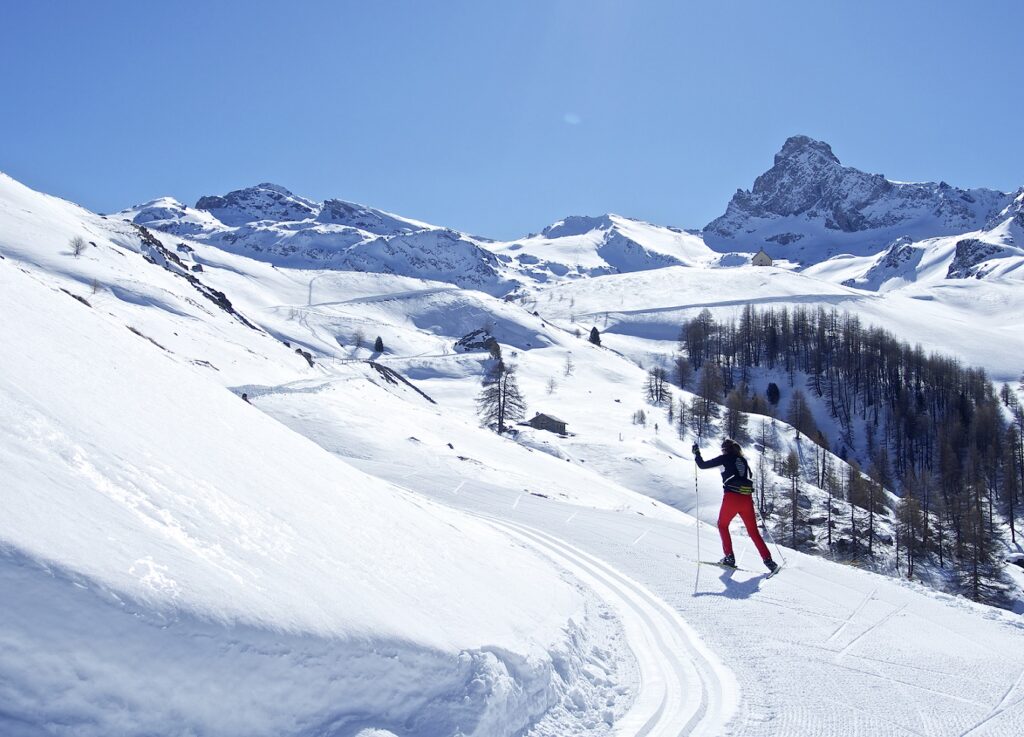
[723,386,749,442]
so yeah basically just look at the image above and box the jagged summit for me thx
[704,136,1013,262]
[773,135,840,166]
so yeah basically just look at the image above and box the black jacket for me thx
[695,451,754,494]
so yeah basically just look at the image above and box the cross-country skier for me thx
[693,438,779,574]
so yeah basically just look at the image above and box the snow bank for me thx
[0,259,589,734]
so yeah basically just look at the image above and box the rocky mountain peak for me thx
[704,136,1013,263]
[774,135,840,166]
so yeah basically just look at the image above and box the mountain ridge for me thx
[704,135,1014,263]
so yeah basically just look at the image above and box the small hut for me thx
[526,413,568,435]
[752,248,773,267]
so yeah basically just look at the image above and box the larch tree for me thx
[477,361,527,434]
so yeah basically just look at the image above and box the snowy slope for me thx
[486,214,718,281]
[0,176,647,736]
[524,263,1024,383]
[244,333,1024,737]
[5,170,1024,737]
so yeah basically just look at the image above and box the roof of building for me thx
[530,413,567,424]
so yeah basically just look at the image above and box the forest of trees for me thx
[675,304,1023,603]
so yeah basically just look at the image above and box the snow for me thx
[4,168,1024,736]
[488,214,717,280]
[0,182,618,734]
[524,262,1024,383]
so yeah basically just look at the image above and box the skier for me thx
[693,438,779,574]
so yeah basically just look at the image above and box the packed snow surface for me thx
[3,165,1024,737]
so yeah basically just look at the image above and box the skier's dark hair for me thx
[721,438,743,457]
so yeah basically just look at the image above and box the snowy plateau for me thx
[2,135,1024,737]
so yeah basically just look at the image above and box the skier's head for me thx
[721,438,742,456]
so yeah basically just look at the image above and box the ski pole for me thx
[692,431,700,556]
[753,486,787,566]
[695,453,701,563]
[693,434,702,593]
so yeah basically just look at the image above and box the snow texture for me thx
[3,158,1024,737]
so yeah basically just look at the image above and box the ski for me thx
[698,560,782,577]
[698,560,755,573]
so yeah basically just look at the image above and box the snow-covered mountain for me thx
[489,213,719,281]
[704,135,1013,263]
[5,162,1024,737]
[120,184,513,295]
[122,186,728,294]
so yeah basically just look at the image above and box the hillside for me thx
[3,169,1024,736]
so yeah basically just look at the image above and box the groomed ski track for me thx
[481,516,737,737]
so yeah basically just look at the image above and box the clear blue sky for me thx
[2,1,1021,239]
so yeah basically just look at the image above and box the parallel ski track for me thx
[482,517,737,737]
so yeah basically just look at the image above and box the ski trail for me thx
[483,517,737,737]
[825,587,877,642]
[959,668,1024,737]
[834,603,908,661]
[631,530,650,546]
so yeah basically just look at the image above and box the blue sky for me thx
[2,0,1021,238]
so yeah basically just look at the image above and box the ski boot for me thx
[764,558,779,575]
[717,553,737,569]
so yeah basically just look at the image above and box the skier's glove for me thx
[691,443,700,455]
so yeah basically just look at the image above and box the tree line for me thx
[673,305,1023,604]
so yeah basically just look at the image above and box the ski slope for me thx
[485,516,737,737]
[255,371,1024,737]
[3,170,1024,736]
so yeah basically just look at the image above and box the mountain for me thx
[703,135,1014,263]
[121,185,727,294]
[120,184,513,295]
[5,169,1024,736]
[488,213,719,282]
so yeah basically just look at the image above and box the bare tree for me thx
[673,356,693,389]
[477,361,527,434]
[645,367,670,405]
[70,235,87,257]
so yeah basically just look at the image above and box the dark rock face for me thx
[841,236,924,290]
[946,239,1007,279]
[704,136,1011,262]
[453,329,499,354]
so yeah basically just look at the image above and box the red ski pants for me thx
[718,492,771,560]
